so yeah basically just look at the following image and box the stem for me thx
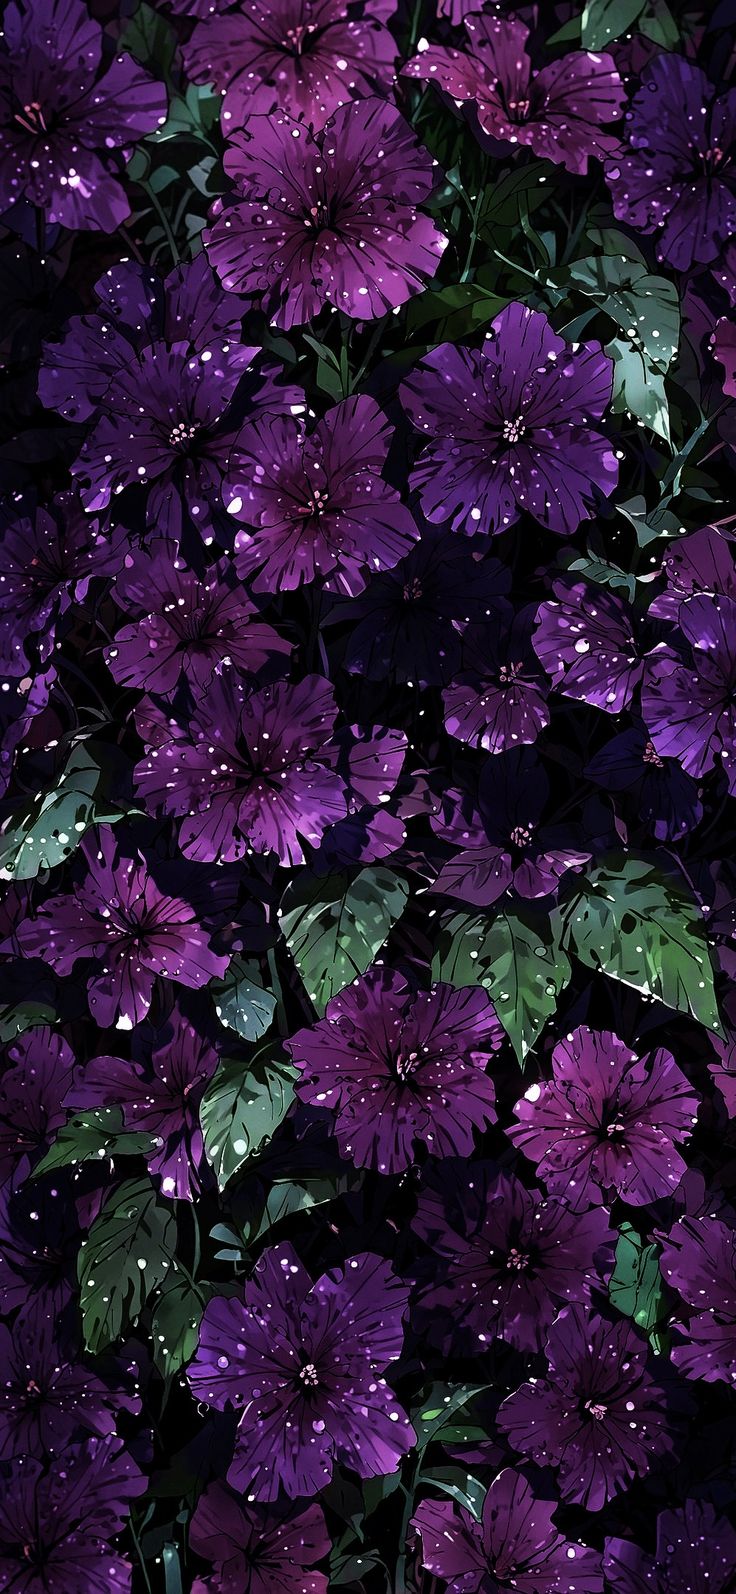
[139,179,180,265]
[459,186,486,283]
[266,945,289,1036]
[128,1511,153,1594]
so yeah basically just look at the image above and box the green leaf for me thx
[151,1273,207,1376]
[558,857,721,1032]
[609,1223,668,1348]
[567,256,679,372]
[119,2,176,78]
[417,1466,486,1522]
[565,551,636,601]
[608,337,671,444]
[616,494,685,547]
[413,1384,490,1451]
[200,1050,297,1190]
[0,744,128,880]
[638,0,680,49]
[431,910,571,1063]
[405,286,508,344]
[212,958,276,1043]
[0,1000,56,1042]
[239,1171,362,1246]
[279,866,409,1015]
[150,83,221,142]
[479,163,550,233]
[78,1178,176,1353]
[581,0,646,48]
[33,1108,160,1176]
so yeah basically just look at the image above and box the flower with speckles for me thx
[400,302,618,536]
[605,1499,736,1593]
[187,1242,415,1500]
[532,577,644,715]
[0,1297,140,1461]
[0,1027,76,1191]
[641,594,736,796]
[0,1434,146,1590]
[206,97,448,326]
[659,1213,736,1388]
[285,965,503,1174]
[189,1486,330,1594]
[508,1025,699,1210]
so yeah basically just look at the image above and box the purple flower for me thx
[508,1025,699,1210]
[206,98,447,325]
[183,0,398,132]
[605,55,736,270]
[189,1486,329,1594]
[187,1242,414,1500]
[134,673,347,867]
[0,1435,146,1592]
[15,826,229,1030]
[39,256,303,543]
[648,525,736,624]
[0,1027,75,1190]
[104,538,292,697]
[285,966,503,1174]
[0,666,56,800]
[310,721,407,870]
[0,0,166,231]
[430,749,590,906]
[0,1299,140,1462]
[533,578,643,714]
[442,613,550,754]
[498,1306,674,1510]
[64,1008,219,1200]
[0,1180,85,1318]
[412,1468,604,1593]
[585,723,703,843]
[642,594,736,795]
[400,303,617,536]
[226,394,419,594]
[0,494,127,675]
[412,1163,614,1353]
[659,1214,736,1387]
[336,529,511,687]
[605,1499,736,1594]
[404,13,624,176]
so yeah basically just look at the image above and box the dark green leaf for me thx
[151,1273,207,1376]
[638,0,679,48]
[240,1171,362,1246]
[279,866,409,1015]
[78,1178,176,1353]
[119,2,176,78]
[212,958,276,1043]
[581,0,646,48]
[413,1384,491,1451]
[33,1108,160,1176]
[405,285,507,344]
[567,255,679,372]
[200,1050,297,1190]
[432,910,571,1062]
[609,1223,668,1348]
[150,83,221,143]
[0,1000,56,1042]
[417,1466,486,1522]
[0,744,128,880]
[608,337,671,444]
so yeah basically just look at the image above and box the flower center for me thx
[498,660,524,685]
[394,1049,422,1082]
[403,577,424,602]
[169,421,199,450]
[283,21,317,56]
[298,1361,320,1388]
[14,100,47,133]
[510,824,533,848]
[605,1117,627,1140]
[505,96,531,122]
[502,417,526,443]
[584,1398,608,1420]
[643,739,664,768]
[298,486,329,518]
[506,1247,529,1271]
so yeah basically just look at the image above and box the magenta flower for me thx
[226,394,419,594]
[207,98,447,326]
[404,13,624,176]
[508,1025,699,1210]
[15,826,229,1030]
[189,1487,329,1594]
[0,0,166,230]
[401,303,618,536]
[286,966,503,1174]
[659,1214,736,1387]
[183,0,398,132]
[187,1243,414,1500]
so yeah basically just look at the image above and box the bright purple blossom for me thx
[0,1026,75,1190]
[404,14,624,176]
[226,394,419,594]
[189,1486,329,1594]
[188,1242,414,1500]
[498,1306,674,1511]
[285,966,503,1174]
[605,55,736,270]
[648,525,736,624]
[183,0,398,133]
[533,578,643,714]
[605,1499,736,1594]
[659,1214,736,1387]
[15,826,229,1029]
[0,494,127,675]
[642,594,736,795]
[442,613,550,754]
[0,1298,140,1461]
[508,1026,699,1210]
[412,1163,615,1353]
[134,673,347,867]
[0,0,166,231]
[0,1435,146,1592]
[206,98,447,326]
[401,303,617,536]
[412,1468,604,1593]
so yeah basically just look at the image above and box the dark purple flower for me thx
[134,673,347,866]
[442,613,550,754]
[533,578,643,714]
[183,0,398,132]
[15,826,229,1030]
[188,1242,414,1500]
[605,1499,736,1594]
[404,13,624,176]
[508,1025,699,1210]
[659,1214,736,1387]
[412,1468,604,1593]
[605,55,736,270]
[498,1306,674,1510]
[64,1008,219,1200]
[0,0,166,231]
[226,394,419,594]
[104,538,292,697]
[430,748,590,906]
[206,98,447,325]
[0,1026,75,1190]
[0,494,128,675]
[336,529,511,687]
[400,303,617,536]
[642,594,736,795]
[0,1180,85,1318]
[585,722,703,842]
[713,314,736,399]
[310,721,407,870]
[412,1163,614,1354]
[189,1485,329,1594]
[648,525,736,624]
[0,666,56,799]
[0,1434,146,1592]
[0,1298,140,1461]
[285,966,503,1174]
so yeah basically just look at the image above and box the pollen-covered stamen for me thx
[502,416,526,443]
[584,1398,608,1420]
[403,577,424,601]
[298,1361,320,1388]
[283,21,317,55]
[498,660,524,685]
[394,1048,422,1082]
[506,1247,529,1271]
[14,100,47,133]
[299,486,329,517]
[643,739,664,768]
[605,1117,627,1139]
[510,824,533,847]
[169,421,199,449]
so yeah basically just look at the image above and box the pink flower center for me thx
[585,1398,608,1420]
[403,577,424,602]
[298,1361,320,1388]
[169,421,199,450]
[510,824,533,848]
[14,100,47,133]
[506,1247,529,1271]
[643,739,664,767]
[502,417,526,443]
